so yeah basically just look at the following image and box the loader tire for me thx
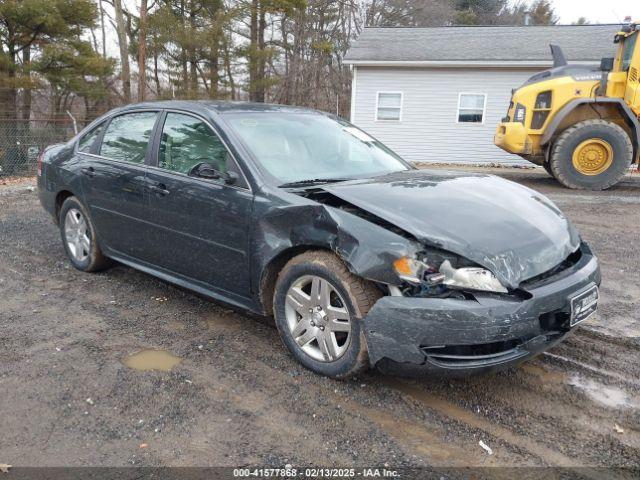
[549,119,632,190]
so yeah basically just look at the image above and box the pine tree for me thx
[0,0,97,118]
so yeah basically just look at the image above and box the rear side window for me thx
[78,123,104,153]
[100,112,158,164]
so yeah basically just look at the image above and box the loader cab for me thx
[618,31,637,71]
[613,27,640,111]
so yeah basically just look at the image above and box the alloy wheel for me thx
[64,208,91,262]
[284,275,352,362]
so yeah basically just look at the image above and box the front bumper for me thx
[494,122,532,155]
[363,245,600,377]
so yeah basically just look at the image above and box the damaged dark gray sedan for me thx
[37,101,601,378]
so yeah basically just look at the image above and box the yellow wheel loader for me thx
[495,22,640,190]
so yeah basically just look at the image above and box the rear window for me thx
[100,112,158,164]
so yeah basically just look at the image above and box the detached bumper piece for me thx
[363,244,600,377]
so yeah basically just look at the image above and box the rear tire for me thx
[549,119,632,190]
[59,196,111,272]
[273,251,381,378]
[543,161,555,178]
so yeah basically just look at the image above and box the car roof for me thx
[113,100,320,115]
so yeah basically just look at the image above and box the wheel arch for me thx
[54,189,76,225]
[258,245,335,316]
[542,98,640,163]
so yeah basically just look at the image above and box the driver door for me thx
[144,111,253,300]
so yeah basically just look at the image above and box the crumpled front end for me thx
[363,243,600,376]
[322,170,582,290]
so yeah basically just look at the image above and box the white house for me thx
[344,24,622,164]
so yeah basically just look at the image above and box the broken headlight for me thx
[393,253,508,294]
[439,260,507,293]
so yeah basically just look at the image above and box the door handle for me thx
[81,167,95,177]
[149,184,170,196]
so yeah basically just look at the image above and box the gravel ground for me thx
[0,169,639,472]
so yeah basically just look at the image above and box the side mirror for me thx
[189,162,239,185]
[189,162,220,180]
[600,57,614,72]
[223,171,239,185]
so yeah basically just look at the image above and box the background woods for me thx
[0,0,558,161]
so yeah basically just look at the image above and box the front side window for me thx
[158,113,228,174]
[224,112,409,185]
[622,32,638,71]
[376,92,403,121]
[100,112,158,164]
[78,123,104,153]
[457,93,486,123]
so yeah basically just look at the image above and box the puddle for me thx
[122,349,182,372]
[568,374,637,409]
[520,363,567,384]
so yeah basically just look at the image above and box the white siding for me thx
[351,66,543,164]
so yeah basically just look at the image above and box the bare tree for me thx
[138,0,149,101]
[99,0,107,58]
[114,0,132,102]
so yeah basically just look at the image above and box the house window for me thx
[457,93,487,123]
[376,92,403,121]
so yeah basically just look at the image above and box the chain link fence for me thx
[0,119,76,176]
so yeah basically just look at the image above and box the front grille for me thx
[630,67,639,83]
[421,340,526,368]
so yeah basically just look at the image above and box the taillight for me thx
[37,150,44,176]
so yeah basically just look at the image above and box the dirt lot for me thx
[1,168,639,473]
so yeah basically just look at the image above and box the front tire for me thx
[59,196,111,272]
[273,251,381,378]
[549,119,632,190]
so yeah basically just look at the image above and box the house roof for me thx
[344,25,623,67]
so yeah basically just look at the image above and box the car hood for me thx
[322,169,581,289]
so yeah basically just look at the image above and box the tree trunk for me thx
[137,0,148,101]
[249,0,259,101]
[180,0,188,95]
[222,35,236,99]
[114,0,131,103]
[209,43,219,99]
[22,46,32,121]
[188,5,198,98]
[189,56,198,98]
[153,47,161,98]
[256,5,266,102]
[99,0,107,58]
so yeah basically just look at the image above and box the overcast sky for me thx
[553,0,638,24]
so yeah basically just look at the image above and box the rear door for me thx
[81,110,160,259]
[144,111,253,299]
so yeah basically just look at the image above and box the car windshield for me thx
[224,112,409,185]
